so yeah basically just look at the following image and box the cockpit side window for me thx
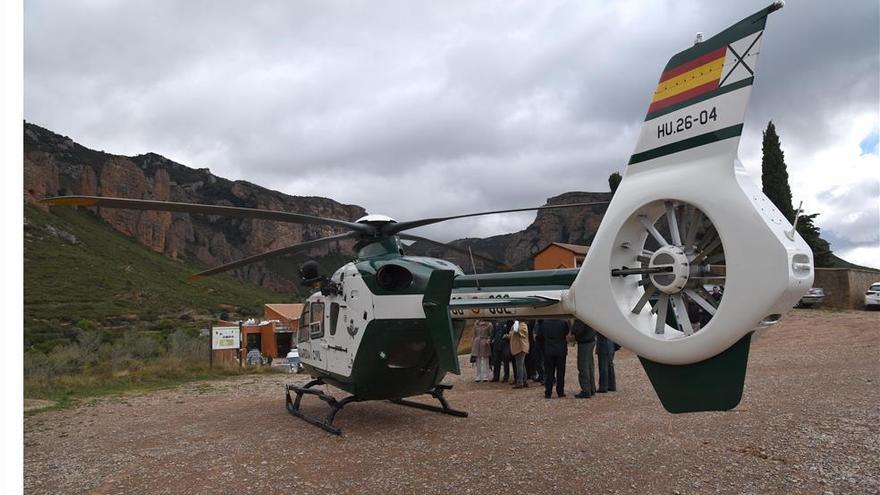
[329,303,340,336]
[298,305,310,343]
[309,302,325,339]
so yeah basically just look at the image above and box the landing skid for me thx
[389,384,469,418]
[285,378,357,435]
[285,380,467,435]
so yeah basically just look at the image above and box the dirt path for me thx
[24,309,880,494]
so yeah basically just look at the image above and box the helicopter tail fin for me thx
[423,270,461,375]
[639,333,752,413]
[628,2,781,168]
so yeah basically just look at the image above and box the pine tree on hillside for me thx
[759,121,834,267]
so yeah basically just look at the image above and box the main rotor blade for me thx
[384,201,610,235]
[190,232,358,281]
[41,195,373,234]
[398,234,512,270]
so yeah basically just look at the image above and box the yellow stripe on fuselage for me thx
[651,56,725,103]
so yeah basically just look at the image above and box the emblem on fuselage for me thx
[347,320,359,337]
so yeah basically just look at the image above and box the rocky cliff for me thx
[24,123,365,293]
[24,122,612,289]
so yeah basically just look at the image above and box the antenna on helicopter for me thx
[467,245,481,291]
[785,201,804,241]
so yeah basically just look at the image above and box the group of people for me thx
[470,318,618,399]
[686,285,724,331]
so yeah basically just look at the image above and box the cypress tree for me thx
[759,121,834,267]
[608,172,622,194]
[761,121,796,221]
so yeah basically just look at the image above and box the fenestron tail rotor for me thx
[611,200,726,337]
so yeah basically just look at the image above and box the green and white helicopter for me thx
[45,2,812,435]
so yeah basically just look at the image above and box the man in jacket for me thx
[508,320,530,389]
[540,319,570,398]
[596,332,618,393]
[571,320,596,399]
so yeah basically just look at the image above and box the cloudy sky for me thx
[24,0,879,267]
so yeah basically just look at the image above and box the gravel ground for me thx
[24,309,879,494]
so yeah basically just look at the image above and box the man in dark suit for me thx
[528,319,544,383]
[539,319,570,398]
[490,320,510,382]
[597,332,618,393]
[571,320,596,399]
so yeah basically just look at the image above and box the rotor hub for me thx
[356,214,397,224]
[649,245,690,294]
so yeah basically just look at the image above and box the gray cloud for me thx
[24,0,879,266]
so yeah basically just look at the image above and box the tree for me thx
[761,121,796,222]
[608,172,622,194]
[759,121,834,267]
[795,212,834,267]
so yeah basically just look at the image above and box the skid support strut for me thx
[285,378,358,436]
[390,384,469,417]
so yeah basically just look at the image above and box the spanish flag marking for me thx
[649,47,726,114]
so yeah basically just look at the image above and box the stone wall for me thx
[814,268,880,309]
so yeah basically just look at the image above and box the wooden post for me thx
[209,322,213,369]
[239,321,243,370]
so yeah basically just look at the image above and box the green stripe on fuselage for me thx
[453,268,578,291]
[628,124,743,165]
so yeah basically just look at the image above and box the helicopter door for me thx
[325,301,349,374]
[307,302,327,369]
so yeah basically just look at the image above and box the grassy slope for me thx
[24,205,288,351]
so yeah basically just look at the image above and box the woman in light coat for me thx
[471,320,493,382]
[508,320,530,388]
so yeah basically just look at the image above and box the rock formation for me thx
[24,123,365,293]
[24,122,613,291]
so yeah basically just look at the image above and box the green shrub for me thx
[168,329,207,360]
[77,319,98,332]
[119,330,162,360]
[47,343,87,375]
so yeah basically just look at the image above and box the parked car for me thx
[865,283,880,310]
[286,348,304,373]
[798,287,826,308]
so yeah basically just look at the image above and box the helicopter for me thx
[43,2,812,435]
